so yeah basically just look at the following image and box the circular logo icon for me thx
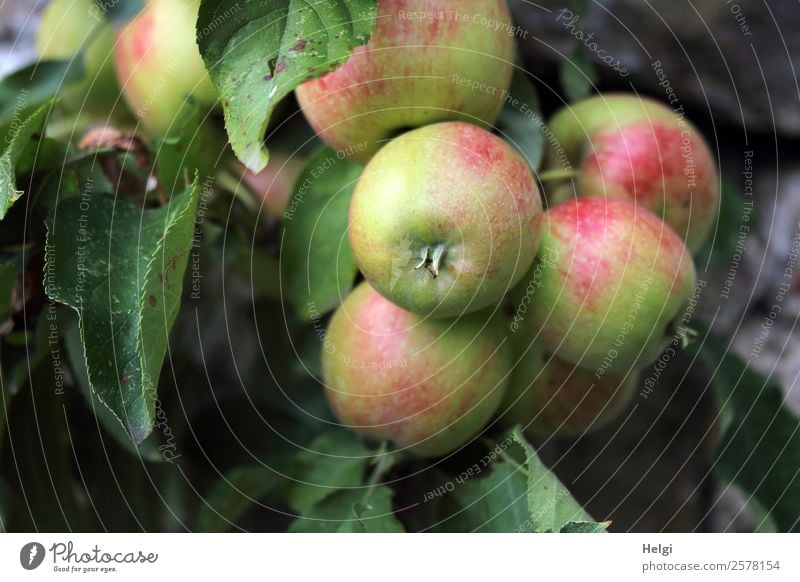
[20,542,45,570]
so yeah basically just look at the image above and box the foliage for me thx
[436,429,606,533]
[495,70,546,172]
[0,0,794,535]
[689,327,800,532]
[197,0,378,172]
[559,46,598,103]
[280,147,361,320]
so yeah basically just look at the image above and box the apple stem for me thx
[367,441,394,485]
[413,244,447,278]
[538,168,578,182]
[348,442,396,518]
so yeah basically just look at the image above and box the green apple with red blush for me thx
[349,121,543,318]
[322,282,511,457]
[501,336,637,437]
[542,94,719,251]
[295,0,516,164]
[518,197,697,374]
[115,0,217,136]
[36,0,121,117]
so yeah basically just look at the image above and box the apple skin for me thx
[295,0,515,164]
[36,0,120,116]
[237,154,306,219]
[543,94,719,251]
[322,282,511,457]
[519,197,696,374]
[349,122,543,318]
[115,0,217,135]
[501,337,637,437]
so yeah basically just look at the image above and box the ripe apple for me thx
[295,0,516,164]
[520,197,696,374]
[36,0,120,116]
[543,94,719,251]
[322,281,511,457]
[237,154,306,219]
[349,122,543,318]
[115,0,217,135]
[501,337,637,437]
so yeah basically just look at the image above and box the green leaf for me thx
[559,46,598,103]
[61,309,163,461]
[281,147,361,320]
[448,461,531,532]
[152,103,224,197]
[691,330,800,532]
[570,0,591,19]
[289,486,404,532]
[495,70,545,171]
[0,62,83,122]
[44,181,200,444]
[560,521,611,533]
[231,247,281,301]
[745,493,779,533]
[94,0,145,26]
[196,465,285,532]
[511,428,596,531]
[0,102,52,220]
[442,429,603,533]
[197,0,378,172]
[285,430,369,514]
[694,177,751,266]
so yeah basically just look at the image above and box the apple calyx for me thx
[666,319,699,349]
[414,244,447,278]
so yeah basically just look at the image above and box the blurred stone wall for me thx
[510,0,800,136]
[0,0,44,77]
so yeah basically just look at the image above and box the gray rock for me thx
[0,0,45,77]
[511,0,800,135]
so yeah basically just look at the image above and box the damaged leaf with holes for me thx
[197,0,378,172]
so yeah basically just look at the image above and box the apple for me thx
[519,197,696,374]
[237,154,306,219]
[114,0,217,135]
[295,0,516,164]
[322,281,511,457]
[36,0,121,116]
[543,93,719,251]
[502,337,637,437]
[349,122,543,318]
